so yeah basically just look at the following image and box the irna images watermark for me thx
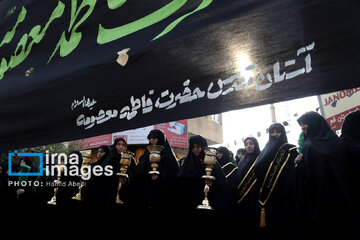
[8,150,113,181]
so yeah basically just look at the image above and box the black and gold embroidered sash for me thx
[221,162,238,179]
[258,143,297,227]
[236,157,258,204]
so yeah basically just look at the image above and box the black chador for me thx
[341,111,360,217]
[216,146,238,237]
[56,151,83,208]
[175,135,228,240]
[254,123,298,239]
[217,146,238,187]
[296,111,359,239]
[134,129,179,209]
[55,151,85,229]
[102,138,136,207]
[233,137,261,237]
[82,145,110,208]
[133,129,179,240]
[100,138,137,236]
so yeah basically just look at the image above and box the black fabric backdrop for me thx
[0,0,360,151]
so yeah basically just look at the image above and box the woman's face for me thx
[149,135,158,145]
[237,152,244,160]
[97,148,106,159]
[245,139,255,154]
[192,143,202,157]
[115,140,127,154]
[20,159,26,165]
[299,122,308,135]
[270,127,282,138]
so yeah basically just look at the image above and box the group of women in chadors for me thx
[2,111,359,240]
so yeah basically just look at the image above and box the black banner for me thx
[1,0,360,150]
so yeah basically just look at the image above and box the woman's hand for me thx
[119,176,127,184]
[204,179,213,187]
[294,154,303,166]
[151,174,158,181]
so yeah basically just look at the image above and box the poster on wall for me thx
[319,87,360,131]
[154,120,188,148]
[79,120,188,149]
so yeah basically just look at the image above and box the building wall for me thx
[84,114,224,160]
[187,114,223,145]
[172,114,223,157]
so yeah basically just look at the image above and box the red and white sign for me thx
[320,87,360,130]
[79,120,188,149]
[80,134,113,149]
[154,120,188,148]
[112,126,154,144]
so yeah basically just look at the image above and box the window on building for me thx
[211,114,221,124]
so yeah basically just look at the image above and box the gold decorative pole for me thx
[47,163,65,205]
[72,157,92,201]
[116,151,134,204]
[197,147,217,210]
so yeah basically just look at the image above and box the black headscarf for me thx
[217,146,231,166]
[236,136,261,183]
[177,134,208,180]
[341,110,360,138]
[235,148,245,166]
[296,111,357,238]
[102,137,127,169]
[97,145,110,165]
[147,129,166,145]
[340,110,360,160]
[254,123,288,182]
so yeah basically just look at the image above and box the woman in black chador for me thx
[55,151,83,208]
[216,146,238,237]
[296,111,359,239]
[54,151,85,230]
[102,138,136,207]
[82,145,110,208]
[100,138,136,236]
[235,148,245,166]
[175,135,228,240]
[233,136,261,238]
[216,146,238,186]
[134,129,179,208]
[253,123,298,239]
[133,129,179,239]
[340,110,360,217]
